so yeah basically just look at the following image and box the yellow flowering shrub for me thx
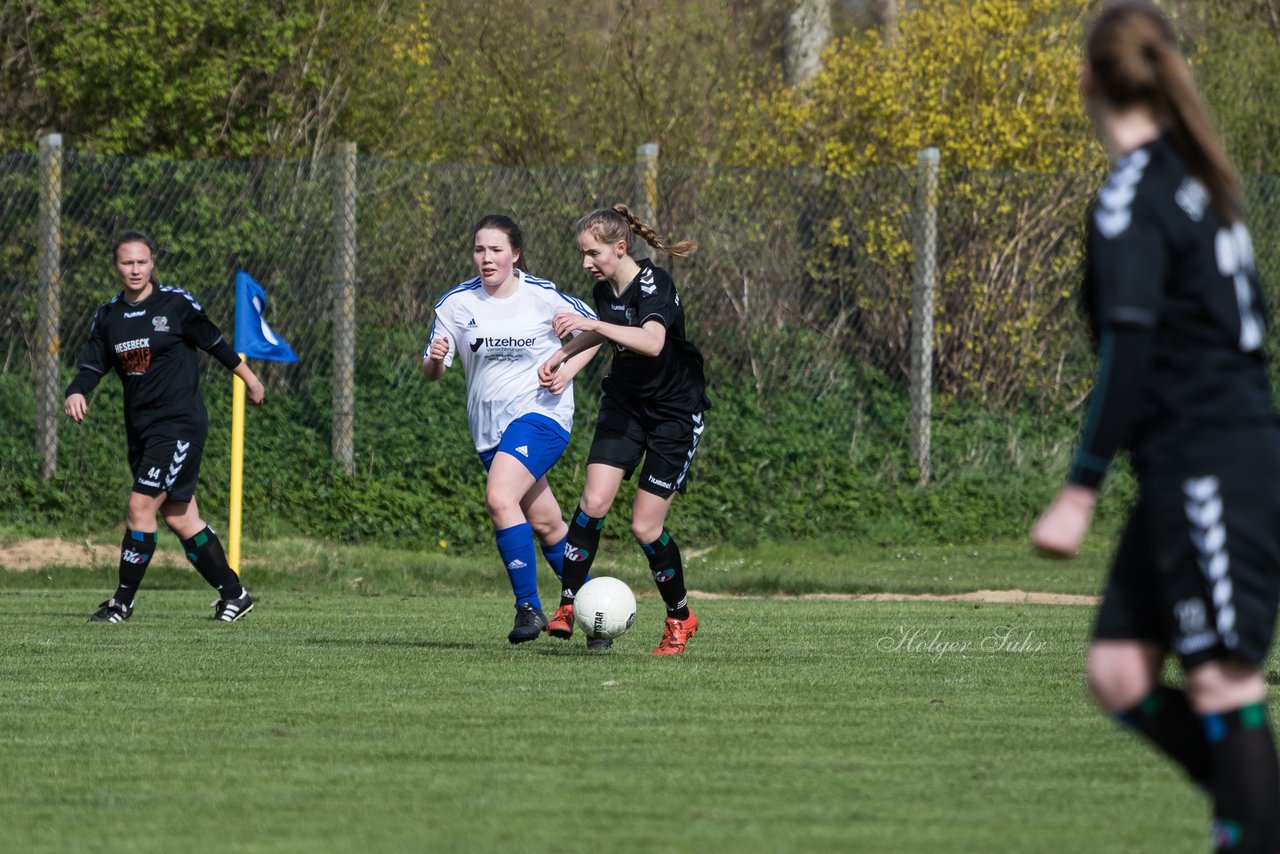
[731,0,1108,407]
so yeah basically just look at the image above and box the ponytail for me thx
[1087,1,1243,222]
[575,205,697,258]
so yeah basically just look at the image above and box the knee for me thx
[1086,651,1149,713]
[578,492,613,519]
[1185,660,1267,714]
[162,512,204,540]
[527,514,562,542]
[484,486,521,522]
[631,519,662,544]
[125,496,156,530]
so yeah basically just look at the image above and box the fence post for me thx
[36,133,63,481]
[910,147,939,485]
[633,143,659,260]
[333,141,357,475]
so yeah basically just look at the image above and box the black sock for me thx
[1114,685,1211,789]
[643,530,689,620]
[560,507,605,605]
[114,529,157,606]
[1200,703,1280,852]
[180,526,244,600]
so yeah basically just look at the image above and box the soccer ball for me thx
[573,576,637,641]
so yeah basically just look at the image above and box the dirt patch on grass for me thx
[0,538,1097,605]
[0,538,184,571]
[690,589,1098,606]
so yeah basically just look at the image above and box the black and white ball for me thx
[573,576,637,641]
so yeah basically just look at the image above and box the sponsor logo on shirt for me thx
[114,337,152,375]
[123,310,146,319]
[466,318,478,328]
[470,336,539,363]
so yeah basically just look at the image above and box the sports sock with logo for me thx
[1115,685,1210,789]
[541,532,567,581]
[496,523,540,610]
[559,508,605,605]
[180,526,244,600]
[642,530,689,620]
[1200,703,1280,852]
[113,528,157,606]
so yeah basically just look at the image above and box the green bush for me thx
[0,362,1131,546]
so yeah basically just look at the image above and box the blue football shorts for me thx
[478,412,571,481]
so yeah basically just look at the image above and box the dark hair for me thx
[575,204,697,258]
[472,214,527,272]
[1087,1,1243,222]
[112,230,156,262]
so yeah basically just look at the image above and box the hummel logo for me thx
[515,445,529,457]
[124,310,146,318]
[466,318,478,328]
[470,338,484,352]
[506,559,528,570]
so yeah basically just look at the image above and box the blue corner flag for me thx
[235,270,298,362]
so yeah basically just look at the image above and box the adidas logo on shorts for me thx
[515,445,529,457]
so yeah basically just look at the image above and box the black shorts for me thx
[127,433,205,502]
[586,395,705,498]
[1093,460,1280,670]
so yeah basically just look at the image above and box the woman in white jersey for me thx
[423,215,600,644]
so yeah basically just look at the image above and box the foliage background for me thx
[3,0,1280,549]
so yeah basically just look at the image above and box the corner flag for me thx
[229,270,298,576]
[234,270,298,362]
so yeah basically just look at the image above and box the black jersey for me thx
[66,284,242,439]
[593,260,710,415]
[1070,134,1276,488]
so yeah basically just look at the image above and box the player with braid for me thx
[1031,4,1280,850]
[65,231,265,623]
[538,205,710,655]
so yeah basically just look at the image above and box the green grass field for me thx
[0,539,1272,852]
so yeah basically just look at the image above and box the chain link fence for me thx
[3,139,1280,499]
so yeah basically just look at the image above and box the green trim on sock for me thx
[1240,703,1268,730]
[1139,690,1168,716]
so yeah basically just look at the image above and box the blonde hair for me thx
[575,204,697,258]
[1087,0,1243,222]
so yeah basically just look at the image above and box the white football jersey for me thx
[427,270,595,452]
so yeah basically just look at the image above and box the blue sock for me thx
[541,533,567,581]
[496,523,540,609]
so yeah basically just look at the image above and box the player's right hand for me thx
[1030,484,1097,558]
[427,336,450,362]
[538,354,565,388]
[64,393,88,423]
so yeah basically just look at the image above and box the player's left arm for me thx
[552,316,665,357]
[181,294,244,373]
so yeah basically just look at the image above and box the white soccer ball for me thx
[573,576,637,641]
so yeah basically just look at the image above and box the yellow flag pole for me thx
[228,354,247,576]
